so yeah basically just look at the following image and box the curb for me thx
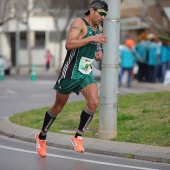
[0,118,169,163]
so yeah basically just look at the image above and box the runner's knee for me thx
[87,98,99,112]
[50,105,64,116]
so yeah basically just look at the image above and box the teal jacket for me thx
[160,45,170,63]
[119,45,135,68]
[136,40,148,63]
[147,42,161,66]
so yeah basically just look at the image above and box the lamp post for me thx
[99,0,120,139]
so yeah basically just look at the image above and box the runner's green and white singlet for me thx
[58,18,100,80]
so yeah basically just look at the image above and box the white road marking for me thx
[28,94,52,98]
[0,145,159,170]
[7,89,17,95]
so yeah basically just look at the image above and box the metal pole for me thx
[28,0,32,73]
[99,0,120,139]
[0,1,2,54]
[27,21,32,73]
[0,33,2,54]
[15,18,20,74]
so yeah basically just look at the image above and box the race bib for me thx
[78,57,93,74]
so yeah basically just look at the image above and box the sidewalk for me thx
[0,71,170,163]
[0,116,170,163]
[119,80,170,94]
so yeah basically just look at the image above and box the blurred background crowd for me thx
[119,32,170,87]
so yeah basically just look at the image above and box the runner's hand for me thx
[95,50,102,61]
[93,33,107,44]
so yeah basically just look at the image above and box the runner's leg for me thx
[75,83,98,137]
[71,83,99,152]
[39,92,69,140]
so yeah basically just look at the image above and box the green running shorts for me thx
[53,75,96,95]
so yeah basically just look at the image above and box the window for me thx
[35,32,45,47]
[20,32,27,48]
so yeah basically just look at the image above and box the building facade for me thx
[120,0,170,43]
[0,0,88,73]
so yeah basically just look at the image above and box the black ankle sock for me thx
[39,110,56,140]
[75,109,93,138]
[39,132,46,140]
[75,132,82,138]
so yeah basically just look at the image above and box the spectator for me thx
[119,39,136,87]
[135,32,148,82]
[146,33,161,83]
[157,33,170,82]
[45,50,52,70]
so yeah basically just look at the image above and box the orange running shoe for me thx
[35,132,47,157]
[70,136,85,153]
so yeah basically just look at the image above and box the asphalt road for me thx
[0,75,85,118]
[0,135,169,170]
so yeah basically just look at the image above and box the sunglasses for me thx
[94,9,107,17]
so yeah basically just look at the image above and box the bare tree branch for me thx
[138,0,169,32]
[0,16,15,26]
[0,0,16,26]
[17,0,40,25]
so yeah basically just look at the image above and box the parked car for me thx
[0,54,12,75]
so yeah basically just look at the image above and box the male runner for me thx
[35,0,108,156]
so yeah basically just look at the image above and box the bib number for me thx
[78,57,93,74]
